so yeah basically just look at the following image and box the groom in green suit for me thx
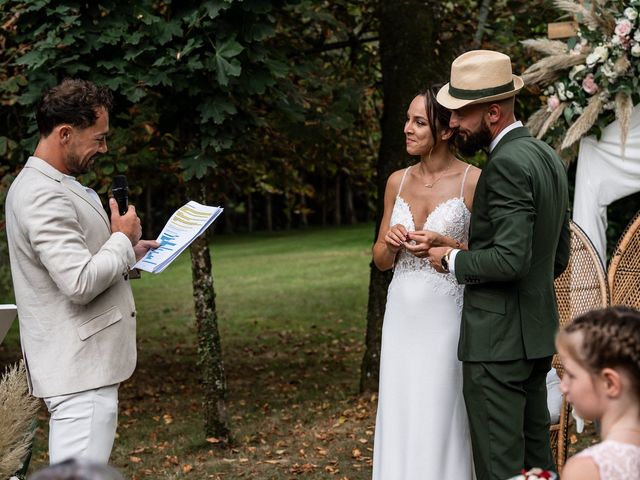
[428,50,570,480]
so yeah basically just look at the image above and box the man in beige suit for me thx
[5,79,158,463]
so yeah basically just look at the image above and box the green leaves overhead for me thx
[1,0,381,215]
[180,154,217,180]
[214,37,244,86]
[0,0,296,177]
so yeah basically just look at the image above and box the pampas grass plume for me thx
[561,94,603,150]
[526,106,550,137]
[553,0,614,34]
[538,102,567,139]
[521,39,568,56]
[0,362,40,479]
[523,53,588,86]
[615,91,633,156]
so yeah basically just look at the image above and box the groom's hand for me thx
[426,246,449,273]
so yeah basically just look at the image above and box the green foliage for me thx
[0,0,379,216]
[0,0,380,302]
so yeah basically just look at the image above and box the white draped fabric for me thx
[573,105,640,263]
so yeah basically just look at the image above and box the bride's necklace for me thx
[420,159,452,188]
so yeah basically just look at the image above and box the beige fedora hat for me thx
[437,50,524,110]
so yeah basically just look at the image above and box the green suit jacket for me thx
[456,127,570,362]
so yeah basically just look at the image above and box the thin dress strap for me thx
[459,164,472,199]
[397,166,411,198]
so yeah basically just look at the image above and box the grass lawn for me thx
[1,223,379,479]
[0,222,599,478]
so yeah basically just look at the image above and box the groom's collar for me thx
[490,120,523,152]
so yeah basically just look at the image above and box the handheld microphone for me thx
[111,175,129,216]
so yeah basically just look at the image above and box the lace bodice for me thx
[389,165,471,304]
[575,440,640,480]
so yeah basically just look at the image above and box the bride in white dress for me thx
[372,89,480,480]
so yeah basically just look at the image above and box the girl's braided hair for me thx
[560,306,640,396]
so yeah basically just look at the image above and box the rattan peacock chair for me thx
[551,220,609,472]
[608,211,640,309]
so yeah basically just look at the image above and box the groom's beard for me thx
[455,121,493,156]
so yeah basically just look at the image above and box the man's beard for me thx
[66,152,95,175]
[455,121,492,157]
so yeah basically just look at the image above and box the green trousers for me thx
[463,357,556,480]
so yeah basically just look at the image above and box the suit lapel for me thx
[25,156,111,231]
[61,178,111,230]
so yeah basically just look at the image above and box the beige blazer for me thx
[5,157,137,398]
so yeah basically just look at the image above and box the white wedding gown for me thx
[373,165,475,480]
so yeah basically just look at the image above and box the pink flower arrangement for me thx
[547,95,560,111]
[532,1,640,149]
[615,18,633,38]
[582,73,599,94]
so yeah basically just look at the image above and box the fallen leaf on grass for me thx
[289,463,317,474]
[325,465,339,474]
[182,464,193,473]
[206,437,221,444]
[570,434,578,444]
[163,414,173,424]
[332,416,347,427]
[129,456,143,463]
[351,448,361,459]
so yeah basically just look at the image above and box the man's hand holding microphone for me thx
[109,175,159,262]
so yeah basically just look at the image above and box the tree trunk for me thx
[345,180,357,225]
[473,0,492,49]
[300,192,309,228]
[265,193,273,232]
[223,193,233,234]
[360,0,456,393]
[321,170,328,227]
[284,192,293,230]
[247,193,253,233]
[187,180,231,442]
[144,180,153,238]
[334,174,341,226]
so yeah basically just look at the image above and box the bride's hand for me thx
[385,224,409,253]
[404,230,441,258]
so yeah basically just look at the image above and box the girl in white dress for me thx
[372,88,480,480]
[556,306,640,480]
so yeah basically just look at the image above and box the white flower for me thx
[572,38,588,54]
[632,43,640,57]
[572,102,584,115]
[602,61,618,79]
[566,90,574,99]
[635,29,640,42]
[604,101,616,110]
[556,82,567,101]
[569,64,587,80]
[586,46,609,66]
[624,7,638,21]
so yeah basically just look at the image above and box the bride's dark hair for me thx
[417,85,458,149]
